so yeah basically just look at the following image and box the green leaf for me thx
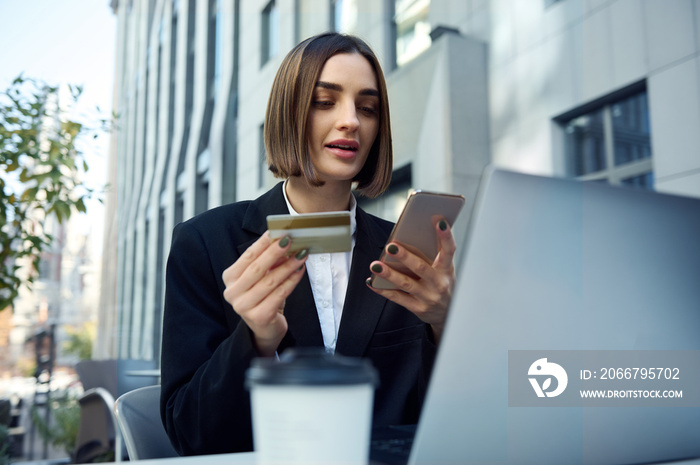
[52,204,64,224]
[19,168,32,182]
[75,198,86,213]
[49,166,62,182]
[52,200,71,224]
[20,186,38,202]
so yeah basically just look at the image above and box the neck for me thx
[285,177,353,213]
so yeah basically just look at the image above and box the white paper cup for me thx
[246,348,378,465]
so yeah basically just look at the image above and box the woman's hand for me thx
[366,219,457,344]
[222,232,309,357]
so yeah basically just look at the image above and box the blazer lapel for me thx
[335,208,389,357]
[236,182,324,351]
[278,273,324,352]
[239,182,289,241]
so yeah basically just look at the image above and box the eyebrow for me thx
[316,81,380,97]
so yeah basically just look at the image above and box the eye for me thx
[312,100,334,108]
[357,96,379,116]
[358,105,378,116]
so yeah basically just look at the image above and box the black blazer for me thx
[160,182,437,455]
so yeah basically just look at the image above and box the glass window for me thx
[331,0,357,33]
[209,0,222,100]
[394,0,431,67]
[196,171,209,214]
[621,172,654,190]
[261,0,278,67]
[560,90,653,190]
[563,109,606,176]
[611,93,651,166]
[167,3,178,159]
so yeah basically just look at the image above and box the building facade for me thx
[100,0,700,360]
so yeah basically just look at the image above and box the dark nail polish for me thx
[365,277,373,287]
[279,236,290,248]
[295,248,308,260]
[439,220,448,231]
[297,264,305,272]
[371,263,383,274]
[387,244,399,255]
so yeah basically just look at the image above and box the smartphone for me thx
[267,211,352,254]
[369,190,465,290]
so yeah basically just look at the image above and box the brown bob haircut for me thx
[264,32,393,198]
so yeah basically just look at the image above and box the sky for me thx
[0,0,117,260]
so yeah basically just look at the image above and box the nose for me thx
[336,100,360,132]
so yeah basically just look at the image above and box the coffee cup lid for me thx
[245,348,378,387]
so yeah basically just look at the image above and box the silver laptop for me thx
[408,167,700,465]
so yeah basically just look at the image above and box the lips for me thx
[325,139,360,159]
[326,139,359,151]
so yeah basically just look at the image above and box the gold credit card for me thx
[267,211,352,254]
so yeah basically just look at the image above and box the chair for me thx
[73,359,160,462]
[114,385,179,460]
[73,387,118,463]
[75,358,159,398]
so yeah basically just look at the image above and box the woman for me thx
[160,32,457,455]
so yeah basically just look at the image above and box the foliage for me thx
[31,392,80,457]
[63,322,96,360]
[0,423,10,465]
[31,392,114,463]
[15,356,37,378]
[0,75,100,311]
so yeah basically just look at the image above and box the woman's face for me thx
[306,52,380,187]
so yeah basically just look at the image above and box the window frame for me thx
[392,0,432,68]
[555,81,654,189]
[261,0,278,67]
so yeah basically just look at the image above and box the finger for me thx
[255,261,306,315]
[371,256,448,306]
[378,242,435,288]
[222,232,275,282]
[238,261,306,333]
[371,243,452,305]
[432,218,457,271]
[223,233,293,293]
[234,260,307,358]
[233,249,308,311]
[369,258,422,294]
[365,275,449,327]
[366,279,417,308]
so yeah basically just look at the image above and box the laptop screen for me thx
[410,167,700,465]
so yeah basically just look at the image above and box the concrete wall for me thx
[482,0,700,198]
[102,0,700,360]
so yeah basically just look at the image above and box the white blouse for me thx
[282,181,357,353]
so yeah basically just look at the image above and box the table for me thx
[111,452,256,464]
[124,369,162,378]
[95,454,700,465]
